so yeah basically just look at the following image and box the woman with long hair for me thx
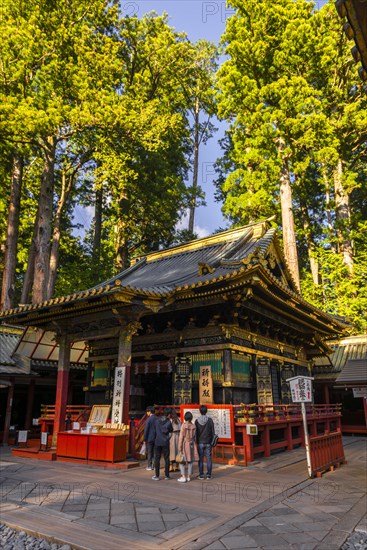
[177,411,198,482]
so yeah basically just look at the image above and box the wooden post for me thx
[52,334,70,447]
[263,425,271,457]
[3,378,14,445]
[323,384,330,405]
[242,428,254,463]
[286,422,293,451]
[25,379,35,430]
[301,401,312,477]
[223,349,233,404]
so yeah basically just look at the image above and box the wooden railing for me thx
[310,432,346,477]
[234,404,342,463]
[39,405,92,433]
[233,403,342,425]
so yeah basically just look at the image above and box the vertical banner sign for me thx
[199,365,213,404]
[112,366,126,424]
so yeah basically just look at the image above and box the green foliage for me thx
[215,0,367,331]
[0,2,215,301]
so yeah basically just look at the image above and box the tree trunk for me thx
[322,169,336,253]
[1,152,23,311]
[20,215,38,305]
[188,99,200,235]
[32,136,56,304]
[300,202,319,285]
[115,217,128,271]
[334,158,353,274]
[47,170,73,299]
[279,158,300,292]
[92,185,103,277]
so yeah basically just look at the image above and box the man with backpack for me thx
[195,405,215,480]
[152,407,173,480]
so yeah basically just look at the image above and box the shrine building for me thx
[0,219,349,441]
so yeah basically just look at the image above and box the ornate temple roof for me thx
[0,220,349,344]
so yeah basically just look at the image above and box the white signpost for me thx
[286,375,314,478]
[112,366,126,424]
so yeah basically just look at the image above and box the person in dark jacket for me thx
[144,406,157,471]
[195,404,215,480]
[152,408,173,480]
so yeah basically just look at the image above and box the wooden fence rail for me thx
[310,432,346,477]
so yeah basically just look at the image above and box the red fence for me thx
[310,432,346,477]
[233,404,342,463]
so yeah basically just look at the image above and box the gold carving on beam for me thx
[142,299,163,313]
[244,288,253,300]
[126,321,142,340]
[115,291,134,304]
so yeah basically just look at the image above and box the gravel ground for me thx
[340,530,367,550]
[0,524,75,550]
[1,521,366,549]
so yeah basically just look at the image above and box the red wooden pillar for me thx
[2,378,14,445]
[263,425,271,457]
[286,422,293,451]
[242,428,254,463]
[52,335,70,447]
[25,379,35,430]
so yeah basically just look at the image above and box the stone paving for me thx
[0,437,366,549]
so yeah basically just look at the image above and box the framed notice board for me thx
[180,404,234,443]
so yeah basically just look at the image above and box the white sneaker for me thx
[177,476,186,483]
[146,466,153,471]
[186,477,191,482]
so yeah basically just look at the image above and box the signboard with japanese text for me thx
[180,404,234,442]
[353,387,367,398]
[111,366,125,423]
[17,430,28,443]
[199,365,213,404]
[287,376,313,403]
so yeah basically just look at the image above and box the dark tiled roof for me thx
[113,226,262,293]
[314,335,367,372]
[1,220,293,317]
[335,358,367,385]
[0,327,22,366]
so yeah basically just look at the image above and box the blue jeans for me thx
[198,443,212,476]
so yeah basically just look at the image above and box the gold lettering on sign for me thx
[199,365,213,404]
